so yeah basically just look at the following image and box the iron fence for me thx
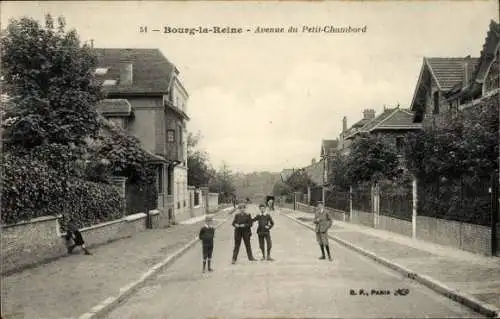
[325,190,350,212]
[351,184,372,213]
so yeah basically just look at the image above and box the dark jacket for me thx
[253,213,274,235]
[232,212,253,234]
[66,226,85,245]
[314,209,332,233]
[199,226,215,246]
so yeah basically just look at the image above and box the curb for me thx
[281,210,500,318]
[78,208,235,319]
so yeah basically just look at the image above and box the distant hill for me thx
[233,171,281,203]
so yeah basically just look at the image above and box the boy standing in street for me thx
[314,202,333,261]
[232,204,256,264]
[253,204,275,261]
[65,218,92,255]
[199,216,215,272]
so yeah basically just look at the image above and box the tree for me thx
[209,162,236,202]
[187,131,212,187]
[1,15,101,151]
[272,180,291,196]
[285,169,315,193]
[344,134,401,185]
[327,154,351,191]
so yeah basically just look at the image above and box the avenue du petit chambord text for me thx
[139,25,368,35]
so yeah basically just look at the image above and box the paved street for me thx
[106,205,483,319]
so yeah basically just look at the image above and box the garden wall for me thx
[1,212,152,276]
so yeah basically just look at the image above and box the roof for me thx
[321,139,339,156]
[347,107,421,138]
[472,20,500,83]
[93,48,177,95]
[425,57,479,91]
[96,99,132,117]
[303,160,324,186]
[280,169,295,182]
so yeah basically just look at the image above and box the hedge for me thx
[2,152,123,229]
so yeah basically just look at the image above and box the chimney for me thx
[363,108,376,119]
[342,116,347,132]
[119,61,133,86]
[90,39,94,48]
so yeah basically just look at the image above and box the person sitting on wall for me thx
[65,218,92,255]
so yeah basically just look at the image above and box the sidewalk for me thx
[1,209,232,319]
[281,207,500,317]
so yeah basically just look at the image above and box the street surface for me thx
[106,205,483,319]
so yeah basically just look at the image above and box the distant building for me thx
[94,48,190,225]
[339,108,376,155]
[320,139,339,185]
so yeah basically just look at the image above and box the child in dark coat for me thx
[65,218,92,255]
[253,204,275,261]
[199,216,215,272]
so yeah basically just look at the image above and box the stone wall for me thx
[376,215,412,237]
[188,186,205,218]
[1,212,149,276]
[208,193,219,212]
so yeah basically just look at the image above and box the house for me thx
[94,48,190,226]
[320,139,339,185]
[410,56,480,123]
[280,168,296,183]
[339,109,377,155]
[444,20,500,109]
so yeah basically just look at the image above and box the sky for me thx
[1,1,498,173]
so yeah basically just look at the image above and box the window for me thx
[167,129,175,142]
[95,68,109,75]
[194,191,200,206]
[183,200,186,207]
[102,79,117,86]
[177,202,180,209]
[433,91,440,114]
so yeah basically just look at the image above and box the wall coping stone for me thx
[148,210,160,216]
[124,213,147,222]
[2,214,62,229]
[187,186,196,190]
[208,193,219,196]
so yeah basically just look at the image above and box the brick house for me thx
[444,20,500,109]
[94,48,190,226]
[344,106,422,168]
[338,109,376,155]
[320,139,339,185]
[410,56,480,123]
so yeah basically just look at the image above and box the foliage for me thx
[90,117,157,185]
[404,93,499,225]
[1,14,101,150]
[326,154,351,191]
[404,94,499,182]
[187,131,212,187]
[1,152,122,227]
[344,134,402,184]
[272,180,291,196]
[209,162,236,202]
[285,169,316,193]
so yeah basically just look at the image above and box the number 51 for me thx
[139,26,147,33]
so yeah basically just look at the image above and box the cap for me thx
[205,216,213,222]
[237,203,246,209]
[259,204,266,208]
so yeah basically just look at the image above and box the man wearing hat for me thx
[314,202,333,261]
[199,215,215,272]
[231,203,256,264]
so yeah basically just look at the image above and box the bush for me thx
[1,152,122,228]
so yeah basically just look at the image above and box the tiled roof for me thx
[93,48,176,94]
[360,108,422,133]
[473,20,500,83]
[96,99,132,116]
[425,57,479,90]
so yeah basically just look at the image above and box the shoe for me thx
[267,257,274,261]
[261,257,266,261]
[328,256,332,261]
[232,260,236,264]
[249,258,257,261]
[319,256,326,260]
[208,268,213,272]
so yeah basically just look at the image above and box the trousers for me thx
[232,230,253,260]
[258,233,272,253]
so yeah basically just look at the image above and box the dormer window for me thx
[102,79,117,86]
[95,68,109,75]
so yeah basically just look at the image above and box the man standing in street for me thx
[253,204,275,261]
[232,204,256,264]
[314,202,333,261]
